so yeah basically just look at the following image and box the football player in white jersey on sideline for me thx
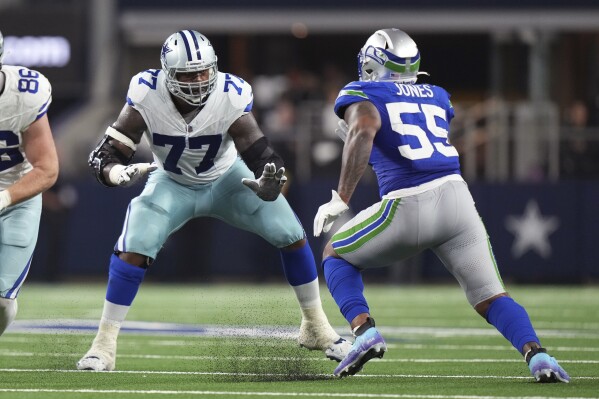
[0,30,59,336]
[77,30,350,371]
[313,28,570,382]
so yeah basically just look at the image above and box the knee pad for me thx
[0,297,18,335]
[122,198,171,257]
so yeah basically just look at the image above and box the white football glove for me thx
[335,120,349,142]
[314,190,349,237]
[0,190,12,213]
[108,163,157,187]
[242,162,287,201]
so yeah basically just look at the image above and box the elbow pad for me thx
[88,127,136,187]
[240,136,284,178]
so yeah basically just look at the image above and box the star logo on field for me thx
[505,200,559,259]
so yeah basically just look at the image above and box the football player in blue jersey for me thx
[313,28,569,382]
[77,30,350,371]
[0,30,59,336]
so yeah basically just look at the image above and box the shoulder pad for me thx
[223,73,253,112]
[334,81,370,118]
[427,84,452,104]
[127,69,162,107]
[337,82,370,101]
[20,68,52,115]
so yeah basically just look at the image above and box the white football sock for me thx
[93,300,130,342]
[292,278,323,310]
[101,300,130,324]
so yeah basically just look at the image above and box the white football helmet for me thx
[358,28,426,84]
[160,30,218,106]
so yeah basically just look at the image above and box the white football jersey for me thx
[127,69,253,185]
[0,65,52,190]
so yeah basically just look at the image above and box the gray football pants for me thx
[331,180,505,307]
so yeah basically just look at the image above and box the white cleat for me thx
[77,323,119,371]
[298,317,352,362]
[76,350,115,371]
[324,337,353,362]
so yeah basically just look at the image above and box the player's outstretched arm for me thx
[0,114,59,212]
[229,113,287,201]
[336,101,380,203]
[313,101,379,236]
[88,105,155,187]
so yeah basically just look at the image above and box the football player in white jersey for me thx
[0,30,59,336]
[314,29,569,382]
[77,30,350,371]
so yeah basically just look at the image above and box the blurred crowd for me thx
[250,65,350,180]
[560,100,599,179]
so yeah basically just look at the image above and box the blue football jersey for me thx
[334,81,461,197]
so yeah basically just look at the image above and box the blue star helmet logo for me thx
[161,42,172,60]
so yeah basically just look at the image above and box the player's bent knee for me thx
[269,228,305,249]
[0,297,18,335]
[118,252,150,267]
[474,292,510,318]
[282,238,306,251]
[124,199,170,257]
[322,241,339,260]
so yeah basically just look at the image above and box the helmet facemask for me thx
[358,28,425,84]
[160,30,218,106]
[164,61,218,106]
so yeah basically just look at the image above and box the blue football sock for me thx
[105,254,146,306]
[323,256,369,324]
[279,241,318,286]
[486,296,540,353]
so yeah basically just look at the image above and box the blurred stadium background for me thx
[1,0,598,285]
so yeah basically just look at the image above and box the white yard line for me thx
[0,350,597,364]
[0,368,598,380]
[0,388,596,399]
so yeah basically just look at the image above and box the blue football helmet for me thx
[160,30,218,106]
[358,28,426,84]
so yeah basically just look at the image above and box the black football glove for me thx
[241,162,287,201]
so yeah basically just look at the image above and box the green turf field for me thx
[1,283,597,398]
